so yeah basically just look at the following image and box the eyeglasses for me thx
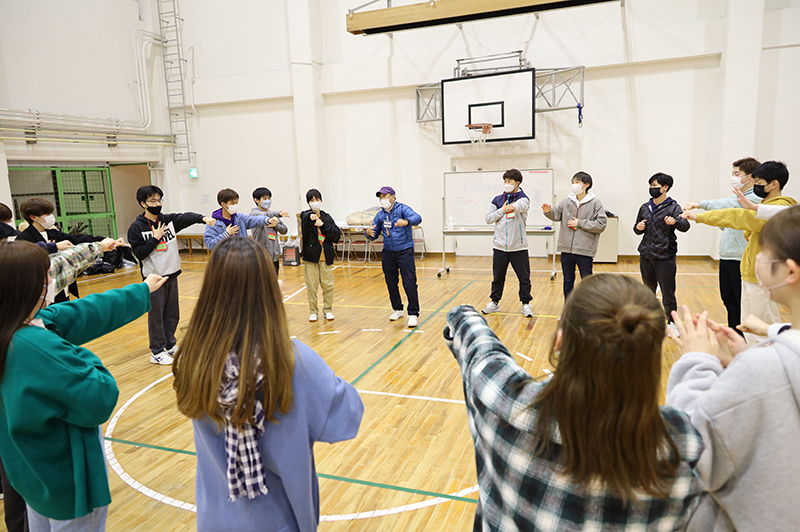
[146,199,163,206]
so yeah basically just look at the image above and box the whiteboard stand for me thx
[439,227,557,280]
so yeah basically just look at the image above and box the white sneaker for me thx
[309,313,318,322]
[521,304,533,318]
[408,315,418,328]
[667,322,681,339]
[481,302,501,314]
[389,310,405,321]
[166,344,178,356]
[325,312,335,321]
[150,351,174,365]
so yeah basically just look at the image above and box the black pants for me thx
[719,259,744,336]
[148,274,180,355]
[560,253,593,298]
[490,249,532,304]
[640,257,677,320]
[382,247,420,316]
[273,261,280,275]
[0,457,28,532]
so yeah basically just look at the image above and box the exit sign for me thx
[189,168,199,179]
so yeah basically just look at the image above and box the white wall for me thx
[1,0,799,258]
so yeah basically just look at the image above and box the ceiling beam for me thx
[347,0,619,35]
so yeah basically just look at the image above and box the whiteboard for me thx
[443,169,554,230]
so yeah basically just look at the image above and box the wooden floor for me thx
[3,252,785,531]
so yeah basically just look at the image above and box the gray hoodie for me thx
[543,193,607,257]
[249,207,288,262]
[486,191,530,252]
[666,325,800,532]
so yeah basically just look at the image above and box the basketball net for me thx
[466,123,492,153]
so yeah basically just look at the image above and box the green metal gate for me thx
[8,167,117,238]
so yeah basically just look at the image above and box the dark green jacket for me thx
[0,282,150,520]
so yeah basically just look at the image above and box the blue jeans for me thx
[27,505,107,532]
[560,252,593,298]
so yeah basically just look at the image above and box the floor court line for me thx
[349,280,475,386]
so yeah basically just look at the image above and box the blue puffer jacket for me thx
[365,202,422,252]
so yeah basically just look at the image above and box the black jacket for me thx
[17,224,105,301]
[300,209,341,265]
[0,223,18,241]
[633,197,690,260]
[128,212,205,277]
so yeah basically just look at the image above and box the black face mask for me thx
[649,187,662,199]
[753,184,769,199]
[145,205,162,216]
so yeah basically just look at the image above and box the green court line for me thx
[104,436,196,456]
[349,280,475,386]
[317,473,477,504]
[103,437,477,503]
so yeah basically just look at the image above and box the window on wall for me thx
[8,166,118,238]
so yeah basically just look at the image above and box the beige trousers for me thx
[305,261,334,314]
[741,280,781,345]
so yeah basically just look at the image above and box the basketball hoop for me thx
[466,123,492,152]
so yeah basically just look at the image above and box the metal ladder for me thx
[158,0,192,163]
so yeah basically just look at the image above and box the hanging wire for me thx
[577,103,583,128]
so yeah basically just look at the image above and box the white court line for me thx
[105,375,476,519]
[335,263,720,276]
[403,330,425,333]
[76,269,140,284]
[318,331,340,335]
[543,368,554,377]
[361,329,383,332]
[358,389,466,405]
[283,285,306,302]
[515,352,533,362]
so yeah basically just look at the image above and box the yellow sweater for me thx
[697,195,796,283]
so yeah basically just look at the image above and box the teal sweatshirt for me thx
[0,282,151,520]
[698,189,760,261]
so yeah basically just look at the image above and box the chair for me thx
[412,225,426,259]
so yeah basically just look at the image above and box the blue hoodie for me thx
[204,208,269,251]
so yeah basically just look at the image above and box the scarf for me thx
[217,352,269,501]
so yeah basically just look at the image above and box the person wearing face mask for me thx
[634,173,691,336]
[482,169,534,317]
[300,189,341,322]
[682,158,761,336]
[365,186,423,328]
[681,161,797,344]
[665,204,800,532]
[204,188,272,252]
[128,185,216,365]
[542,171,607,299]
[0,239,167,532]
[17,198,116,303]
[0,202,19,242]
[249,187,290,274]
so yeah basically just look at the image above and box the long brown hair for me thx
[0,241,50,381]
[533,273,680,501]
[173,237,294,428]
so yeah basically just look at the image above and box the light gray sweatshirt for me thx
[249,207,288,262]
[543,192,607,257]
[666,325,800,532]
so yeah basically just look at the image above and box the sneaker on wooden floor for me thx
[667,321,681,339]
[521,304,533,318]
[481,302,501,314]
[325,312,335,321]
[407,315,418,328]
[150,351,174,365]
[309,313,318,322]
[389,310,404,321]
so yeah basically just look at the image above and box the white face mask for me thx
[503,183,516,194]
[309,201,323,211]
[571,183,585,195]
[755,255,788,298]
[380,198,392,210]
[39,214,57,230]
[225,203,238,215]
[260,199,272,210]
[730,175,746,190]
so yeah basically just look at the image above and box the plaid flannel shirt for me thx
[49,243,103,293]
[444,305,704,532]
